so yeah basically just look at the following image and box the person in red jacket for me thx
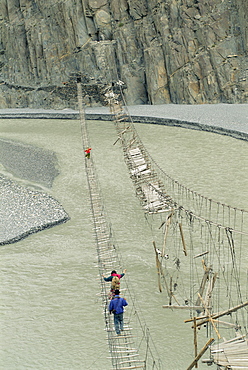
[102,269,126,282]
[103,269,126,298]
[84,147,92,158]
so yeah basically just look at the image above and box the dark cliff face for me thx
[0,0,247,108]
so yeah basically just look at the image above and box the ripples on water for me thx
[0,119,247,369]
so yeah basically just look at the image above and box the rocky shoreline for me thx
[0,136,69,246]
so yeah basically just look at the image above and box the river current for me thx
[0,118,247,370]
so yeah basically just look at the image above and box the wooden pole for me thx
[163,305,203,310]
[212,319,240,328]
[193,317,198,368]
[195,267,210,307]
[153,242,181,305]
[179,223,187,256]
[153,241,162,292]
[193,251,209,259]
[161,211,173,256]
[186,338,215,370]
[113,127,130,145]
[204,272,218,310]
[169,276,172,306]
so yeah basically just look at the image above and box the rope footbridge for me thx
[77,76,248,369]
[77,80,161,370]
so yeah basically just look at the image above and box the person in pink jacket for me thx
[102,269,126,298]
[102,269,126,282]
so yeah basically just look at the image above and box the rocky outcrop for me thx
[0,0,247,108]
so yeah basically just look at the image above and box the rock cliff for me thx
[0,0,247,108]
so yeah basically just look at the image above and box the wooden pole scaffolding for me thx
[184,301,248,327]
[197,293,221,339]
[153,242,181,305]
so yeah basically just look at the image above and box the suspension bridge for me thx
[77,77,248,369]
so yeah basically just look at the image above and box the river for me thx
[0,118,247,369]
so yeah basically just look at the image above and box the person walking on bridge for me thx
[102,269,126,282]
[103,269,126,298]
[84,147,92,159]
[109,290,128,335]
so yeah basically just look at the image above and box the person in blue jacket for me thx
[109,290,128,335]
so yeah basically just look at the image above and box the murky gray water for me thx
[0,118,247,370]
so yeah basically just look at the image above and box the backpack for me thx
[111,276,120,290]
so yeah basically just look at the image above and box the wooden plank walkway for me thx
[104,87,175,215]
[209,336,248,369]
